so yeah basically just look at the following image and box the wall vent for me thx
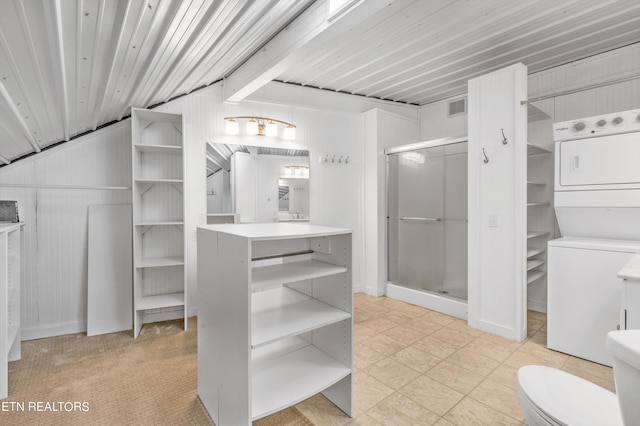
[448,97,467,117]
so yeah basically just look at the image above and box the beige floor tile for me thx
[354,310,378,324]
[353,371,395,417]
[434,418,456,426]
[422,310,457,326]
[447,346,502,377]
[361,334,406,356]
[430,328,478,350]
[528,329,547,345]
[426,360,485,394]
[360,302,394,317]
[354,324,378,342]
[355,293,380,307]
[405,317,446,335]
[562,365,616,393]
[504,349,566,370]
[390,346,442,374]
[354,342,387,370]
[527,318,545,334]
[397,304,430,318]
[412,335,459,359]
[384,310,419,324]
[563,355,614,382]
[476,332,524,352]
[366,358,421,390]
[444,397,521,425]
[374,297,412,310]
[517,340,570,367]
[486,362,521,390]
[348,413,382,425]
[469,379,525,421]
[359,316,399,333]
[295,393,352,425]
[446,319,485,337]
[398,375,464,416]
[367,392,440,425]
[383,325,426,346]
[527,310,547,322]
[465,337,515,363]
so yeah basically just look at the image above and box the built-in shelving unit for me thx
[1,223,24,400]
[198,223,353,424]
[526,103,554,304]
[131,108,187,338]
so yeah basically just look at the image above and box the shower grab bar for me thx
[398,216,442,222]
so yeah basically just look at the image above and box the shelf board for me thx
[528,102,551,123]
[527,181,546,186]
[252,288,351,349]
[137,292,184,310]
[252,344,351,420]
[527,248,545,258]
[527,144,552,156]
[527,202,550,207]
[135,179,183,184]
[527,259,545,271]
[134,144,182,154]
[136,257,184,268]
[7,323,19,349]
[252,259,348,289]
[527,270,546,284]
[135,221,183,226]
[527,231,550,239]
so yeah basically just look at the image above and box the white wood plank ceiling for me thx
[1,0,640,167]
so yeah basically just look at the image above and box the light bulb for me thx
[265,121,277,137]
[246,119,259,135]
[225,119,239,135]
[283,125,295,140]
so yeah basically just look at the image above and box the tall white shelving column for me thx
[197,223,353,425]
[1,223,24,400]
[131,108,187,338]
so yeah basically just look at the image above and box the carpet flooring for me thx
[2,318,311,425]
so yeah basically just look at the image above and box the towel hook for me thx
[332,155,336,163]
[345,156,349,164]
[482,148,489,164]
[338,155,343,163]
[501,128,508,145]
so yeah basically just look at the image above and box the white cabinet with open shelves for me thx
[198,223,353,425]
[526,103,555,311]
[1,223,24,400]
[131,108,187,338]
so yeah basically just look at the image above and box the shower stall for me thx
[386,137,468,319]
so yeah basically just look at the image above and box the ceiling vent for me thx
[448,97,467,117]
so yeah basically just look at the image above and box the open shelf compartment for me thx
[251,344,350,420]
[252,287,351,348]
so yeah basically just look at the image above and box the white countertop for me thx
[618,252,640,280]
[198,222,351,240]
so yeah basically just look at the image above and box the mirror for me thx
[206,142,310,224]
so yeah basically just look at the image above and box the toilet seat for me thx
[518,365,622,426]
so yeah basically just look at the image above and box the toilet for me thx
[518,330,640,425]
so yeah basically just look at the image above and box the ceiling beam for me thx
[222,0,396,103]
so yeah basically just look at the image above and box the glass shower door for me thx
[387,142,468,300]
[388,145,445,293]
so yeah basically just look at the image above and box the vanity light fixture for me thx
[224,116,296,140]
[284,165,309,176]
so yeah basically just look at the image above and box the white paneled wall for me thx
[0,124,131,338]
[0,80,417,337]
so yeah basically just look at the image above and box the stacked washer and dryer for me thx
[548,109,640,367]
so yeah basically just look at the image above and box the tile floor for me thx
[294,293,616,425]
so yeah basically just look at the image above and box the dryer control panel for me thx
[553,109,640,141]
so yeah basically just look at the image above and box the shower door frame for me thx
[385,136,468,320]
